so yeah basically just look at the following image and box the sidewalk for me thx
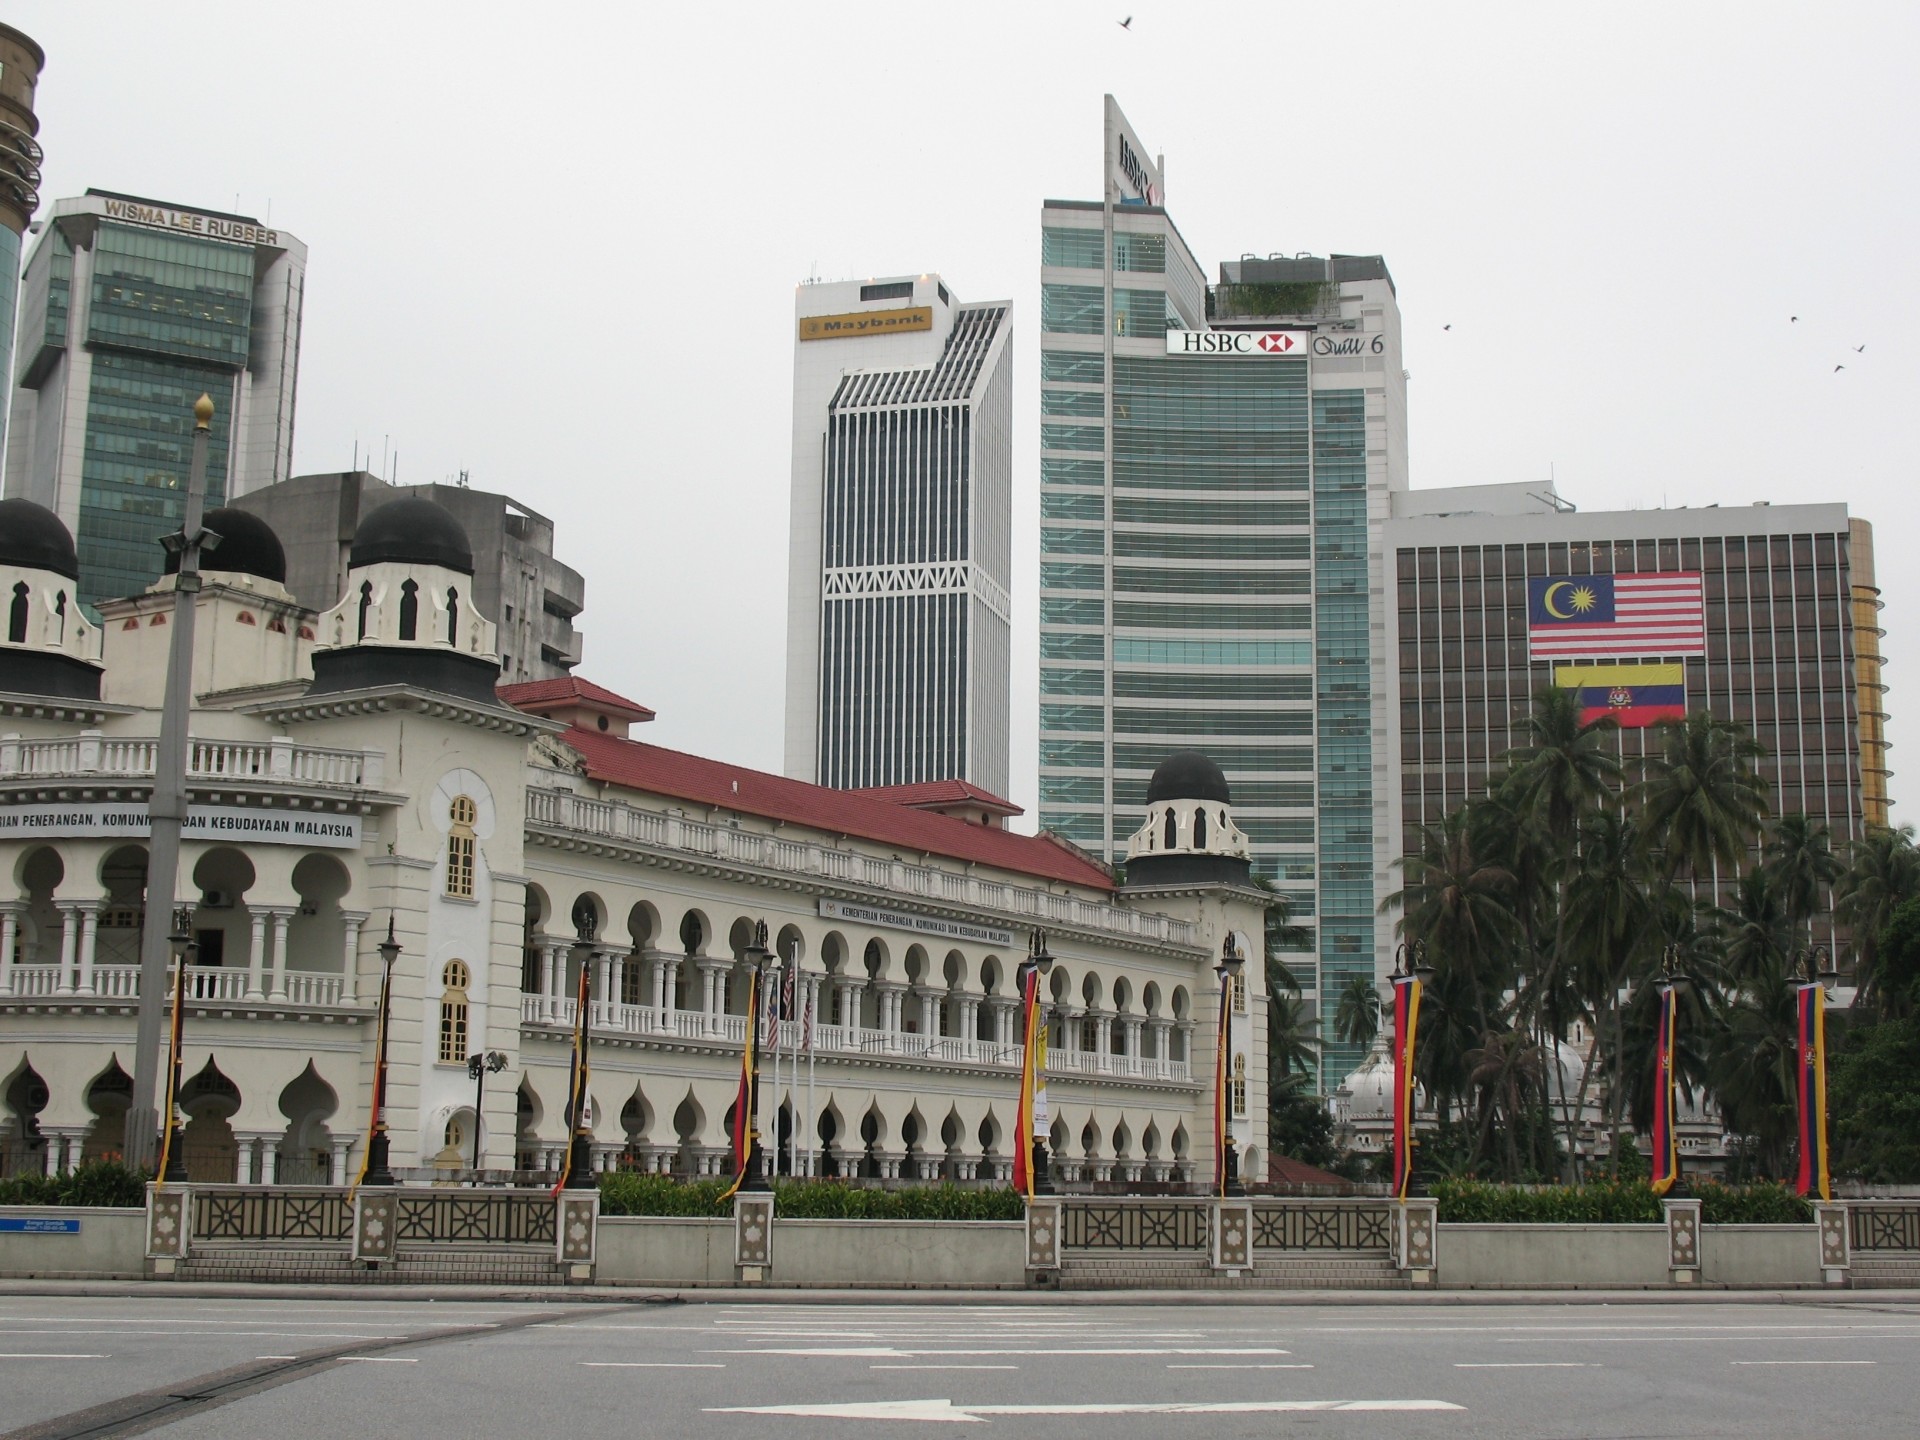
[4,1277,1918,1306]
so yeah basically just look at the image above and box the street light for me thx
[1016,928,1056,1194]
[563,920,597,1189]
[358,917,403,1189]
[465,1050,508,1180]
[738,920,775,1192]
[1215,932,1248,1197]
[1796,946,1838,994]
[156,910,195,1184]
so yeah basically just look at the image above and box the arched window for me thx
[1163,808,1177,849]
[439,959,471,1063]
[357,580,373,640]
[446,796,477,898]
[7,582,26,644]
[1231,1053,1248,1117]
[1194,808,1208,849]
[1231,971,1248,1014]
[399,580,419,641]
[446,587,459,643]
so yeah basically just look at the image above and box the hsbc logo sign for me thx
[1165,330,1312,357]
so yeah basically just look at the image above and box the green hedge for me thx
[1434,1178,1813,1225]
[597,1173,1023,1220]
[0,1161,148,1208]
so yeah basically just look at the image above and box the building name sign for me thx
[1166,330,1312,357]
[0,1216,81,1234]
[0,803,361,849]
[817,898,1014,949]
[798,306,932,342]
[98,196,281,247]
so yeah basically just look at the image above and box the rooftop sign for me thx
[96,195,281,247]
[1105,95,1164,208]
[1166,330,1311,357]
[798,306,933,342]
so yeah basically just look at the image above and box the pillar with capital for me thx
[340,911,368,1003]
[246,909,270,999]
[0,904,18,997]
[54,902,79,994]
[74,901,101,996]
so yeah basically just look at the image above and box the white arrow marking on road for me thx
[707,1399,1465,1422]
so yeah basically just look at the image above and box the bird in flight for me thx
[1119,15,1133,28]
[1443,324,1452,331]
[1854,344,1866,353]
[1790,316,1799,323]
[1834,364,1845,373]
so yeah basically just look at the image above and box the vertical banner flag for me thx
[1012,967,1042,1200]
[1553,663,1687,728]
[1214,986,1231,1198]
[154,948,190,1189]
[1390,973,1421,1202]
[1795,984,1830,1202]
[1527,573,1705,660]
[1650,985,1679,1196]
[551,954,594,1197]
[720,970,761,1202]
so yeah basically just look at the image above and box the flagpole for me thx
[806,981,816,1177]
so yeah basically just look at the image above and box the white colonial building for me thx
[0,496,1270,1188]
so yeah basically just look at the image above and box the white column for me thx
[246,910,269,999]
[54,903,78,994]
[340,912,366,1003]
[330,1138,351,1185]
[918,988,939,1036]
[262,1138,279,1185]
[595,948,614,1024]
[1093,1009,1112,1059]
[74,902,100,996]
[537,941,556,1021]
[0,905,18,996]
[650,954,671,1018]
[1125,1018,1144,1072]
[268,909,293,1000]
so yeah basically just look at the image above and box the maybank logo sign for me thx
[1166,330,1311,357]
[798,306,933,341]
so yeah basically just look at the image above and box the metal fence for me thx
[1056,1197,1396,1254]
[1850,1203,1920,1252]
[193,1186,351,1242]
[393,1190,557,1246]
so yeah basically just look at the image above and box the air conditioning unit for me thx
[200,889,235,910]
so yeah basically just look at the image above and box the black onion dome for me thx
[167,507,286,583]
[0,497,80,580]
[349,497,474,575]
[1145,750,1232,806]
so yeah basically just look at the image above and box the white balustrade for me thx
[0,734,368,787]
[184,966,247,1002]
[279,972,344,1007]
[5,964,63,996]
[92,965,141,998]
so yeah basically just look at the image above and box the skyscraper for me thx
[5,190,306,612]
[0,23,46,473]
[784,274,1013,796]
[1037,98,1407,1089]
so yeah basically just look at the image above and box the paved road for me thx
[4,1293,1919,1438]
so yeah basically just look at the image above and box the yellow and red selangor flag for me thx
[1011,965,1044,1200]
[1554,663,1687,729]
[1650,986,1680,1196]
[1390,973,1421,1202]
[719,970,761,1203]
[1795,984,1830,1202]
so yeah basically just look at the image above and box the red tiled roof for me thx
[1265,1155,1355,1191]
[850,778,1024,816]
[497,676,655,722]
[546,723,1113,891]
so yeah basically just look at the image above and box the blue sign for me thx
[0,1216,81,1234]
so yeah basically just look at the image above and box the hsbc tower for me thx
[1037,98,1408,1089]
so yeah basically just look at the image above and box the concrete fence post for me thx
[558,1189,599,1282]
[1211,1199,1252,1275]
[144,1182,191,1275]
[1663,1197,1702,1283]
[1815,1202,1851,1287]
[1398,1198,1437,1284]
[1025,1198,1061,1287]
[352,1188,398,1264]
[734,1191,774,1283]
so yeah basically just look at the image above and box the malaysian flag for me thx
[1527,572,1705,660]
[801,990,814,1052]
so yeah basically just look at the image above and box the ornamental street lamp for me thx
[156,911,195,1184]
[563,922,597,1188]
[739,920,775,1192]
[361,917,403,1188]
[1016,928,1056,1194]
[1215,932,1248,1197]
[1796,946,1838,993]
[465,1049,508,1179]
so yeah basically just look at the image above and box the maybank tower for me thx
[1038,98,1407,1089]
[784,275,1013,799]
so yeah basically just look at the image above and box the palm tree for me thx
[1834,825,1920,1004]
[1332,973,1381,1051]
[1267,992,1320,1092]
[1765,814,1842,950]
[1635,710,1770,884]
[1501,684,1624,843]
[1388,805,1518,1036]
[1716,866,1792,987]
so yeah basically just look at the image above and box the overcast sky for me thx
[14,1,1917,822]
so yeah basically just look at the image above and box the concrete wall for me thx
[1440,1224,1673,1289]
[0,1207,144,1278]
[774,1219,1024,1289]
[1700,1225,1821,1288]
[596,1217,735,1287]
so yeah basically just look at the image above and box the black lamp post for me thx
[1795,945,1838,994]
[158,911,195,1183]
[362,917,402,1187]
[1653,942,1695,1198]
[1016,928,1056,1194]
[466,1049,508,1180]
[1387,940,1433,1195]
[564,923,597,1188]
[737,920,774,1192]
[1216,932,1248,1197]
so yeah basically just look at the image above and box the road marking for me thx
[1731,1360,1877,1366]
[1497,1335,1880,1345]
[712,1347,1289,1358]
[871,1365,1022,1371]
[340,1356,417,1363]
[256,1355,297,1361]
[1167,1363,1314,1370]
[579,1361,726,1369]
[0,1353,107,1359]
[1456,1363,1600,1369]
[708,1398,1465,1422]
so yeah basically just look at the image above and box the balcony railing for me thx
[0,732,381,788]
[526,788,1200,950]
[518,994,1192,1084]
[2,962,346,1007]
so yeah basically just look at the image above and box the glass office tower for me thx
[5,191,305,612]
[1038,100,1407,1089]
